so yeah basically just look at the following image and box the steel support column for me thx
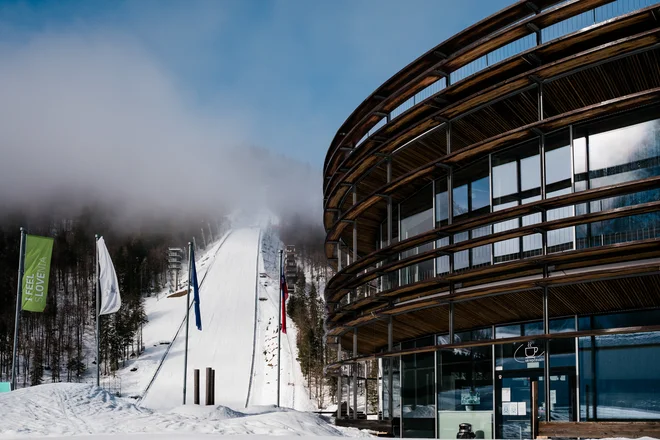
[543,277,551,422]
[449,302,455,343]
[337,338,343,418]
[388,316,394,420]
[353,328,358,420]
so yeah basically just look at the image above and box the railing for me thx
[337,0,656,173]
[337,210,659,307]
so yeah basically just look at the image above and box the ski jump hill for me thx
[141,228,262,410]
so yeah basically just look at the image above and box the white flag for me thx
[98,237,121,315]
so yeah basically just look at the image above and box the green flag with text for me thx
[21,235,54,312]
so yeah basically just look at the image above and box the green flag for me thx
[21,235,54,313]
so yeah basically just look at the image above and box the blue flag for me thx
[191,247,202,331]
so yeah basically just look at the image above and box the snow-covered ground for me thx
[0,383,368,438]
[109,233,230,399]
[0,226,371,439]
[249,228,316,411]
[141,228,263,410]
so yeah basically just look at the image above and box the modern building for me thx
[322,1,660,438]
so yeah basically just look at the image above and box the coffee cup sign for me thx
[514,341,545,363]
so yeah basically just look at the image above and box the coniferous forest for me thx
[0,205,227,387]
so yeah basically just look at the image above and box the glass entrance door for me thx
[495,369,575,439]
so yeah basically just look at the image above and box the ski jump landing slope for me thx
[141,228,261,411]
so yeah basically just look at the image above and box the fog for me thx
[0,32,322,229]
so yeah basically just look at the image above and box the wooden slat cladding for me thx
[328,244,660,334]
[335,273,660,354]
[324,29,660,249]
[323,6,660,205]
[330,323,660,367]
[544,49,660,117]
[550,276,660,315]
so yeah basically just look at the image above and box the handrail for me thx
[330,201,660,301]
[328,240,660,331]
[327,175,660,289]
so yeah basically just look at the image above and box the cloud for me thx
[0,30,322,226]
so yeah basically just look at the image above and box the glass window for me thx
[546,129,575,253]
[472,176,490,212]
[382,356,401,419]
[454,327,493,344]
[400,185,434,286]
[492,140,540,209]
[402,350,435,438]
[436,237,450,275]
[449,160,491,271]
[492,140,540,263]
[573,108,660,230]
[437,346,493,438]
[435,178,449,228]
[453,159,490,221]
[453,184,469,219]
[579,331,660,420]
[401,185,433,240]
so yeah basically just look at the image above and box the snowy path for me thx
[141,228,261,410]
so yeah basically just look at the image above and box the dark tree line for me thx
[0,206,225,387]
[287,269,329,406]
[279,214,339,407]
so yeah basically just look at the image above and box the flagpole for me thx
[11,227,26,390]
[95,234,100,387]
[277,249,283,408]
[183,242,192,405]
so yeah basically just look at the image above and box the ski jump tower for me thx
[284,245,297,293]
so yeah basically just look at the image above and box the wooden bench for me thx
[538,421,660,439]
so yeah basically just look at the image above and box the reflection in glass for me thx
[382,356,401,419]
[435,178,449,228]
[546,129,574,253]
[451,160,491,271]
[402,350,435,438]
[492,140,540,263]
[453,160,490,220]
[580,331,660,420]
[436,237,450,275]
[400,185,434,286]
[438,346,493,438]
[573,110,660,249]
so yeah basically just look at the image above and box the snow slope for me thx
[0,383,369,438]
[110,234,230,399]
[141,228,262,410]
[248,229,316,411]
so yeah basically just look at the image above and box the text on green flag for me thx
[22,235,54,312]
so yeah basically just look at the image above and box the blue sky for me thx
[0,0,513,167]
